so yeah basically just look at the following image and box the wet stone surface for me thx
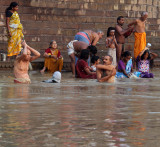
[0,69,160,147]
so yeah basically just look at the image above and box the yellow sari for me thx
[44,49,63,73]
[8,11,24,56]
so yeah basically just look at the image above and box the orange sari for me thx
[134,32,146,59]
[44,48,63,73]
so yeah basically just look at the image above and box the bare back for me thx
[73,41,88,53]
[84,30,99,45]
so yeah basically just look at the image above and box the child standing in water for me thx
[106,27,118,66]
[137,44,158,78]
[90,56,100,72]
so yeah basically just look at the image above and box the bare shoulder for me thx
[93,32,99,38]
[109,64,115,69]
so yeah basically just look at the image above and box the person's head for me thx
[6,2,19,13]
[117,16,124,26]
[80,49,89,61]
[141,12,148,21]
[49,40,57,49]
[141,49,150,60]
[87,45,97,55]
[107,27,115,37]
[122,51,131,62]
[97,30,104,39]
[91,56,100,65]
[103,55,113,65]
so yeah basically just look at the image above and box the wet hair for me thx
[141,11,148,16]
[91,56,99,64]
[97,30,104,35]
[107,27,115,37]
[122,51,131,57]
[141,49,154,68]
[107,55,113,62]
[49,40,56,48]
[117,16,124,23]
[87,45,97,55]
[5,2,19,13]
[141,49,151,60]
[80,49,89,60]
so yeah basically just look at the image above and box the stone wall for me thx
[0,0,160,60]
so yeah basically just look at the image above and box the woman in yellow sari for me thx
[6,2,24,60]
[40,40,63,74]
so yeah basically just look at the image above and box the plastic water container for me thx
[1,53,6,61]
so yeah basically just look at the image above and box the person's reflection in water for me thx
[3,84,35,146]
[57,98,78,146]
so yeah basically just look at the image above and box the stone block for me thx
[146,0,152,5]
[125,5,132,11]
[153,0,158,6]
[130,0,137,4]
[120,0,125,3]
[114,4,119,10]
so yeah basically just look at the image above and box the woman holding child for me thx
[40,40,63,74]
[76,49,97,79]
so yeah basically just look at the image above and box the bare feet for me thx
[40,69,45,74]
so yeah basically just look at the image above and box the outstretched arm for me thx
[27,44,40,62]
[98,68,116,82]
[128,20,137,27]
[116,25,133,36]
[84,67,96,75]
[96,64,113,71]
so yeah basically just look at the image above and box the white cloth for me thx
[9,24,18,29]
[91,65,96,72]
[67,40,77,55]
[108,48,117,66]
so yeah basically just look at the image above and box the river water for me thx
[0,69,160,147]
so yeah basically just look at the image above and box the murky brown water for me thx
[0,69,160,147]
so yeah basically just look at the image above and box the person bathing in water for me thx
[137,44,158,78]
[14,40,40,83]
[96,55,116,83]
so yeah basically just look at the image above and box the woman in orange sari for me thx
[40,40,63,74]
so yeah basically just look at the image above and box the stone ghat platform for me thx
[0,50,160,71]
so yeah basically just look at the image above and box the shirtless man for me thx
[96,55,116,83]
[67,40,97,76]
[128,12,148,59]
[75,30,104,46]
[115,16,134,63]
[14,41,40,83]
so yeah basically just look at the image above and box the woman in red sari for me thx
[40,40,63,74]
[76,49,96,79]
